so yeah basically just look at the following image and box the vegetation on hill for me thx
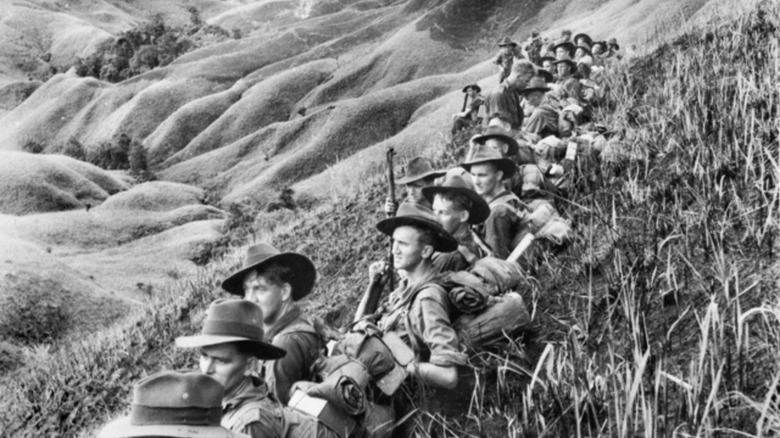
[1,1,778,438]
[73,8,239,83]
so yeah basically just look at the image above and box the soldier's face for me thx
[199,343,251,395]
[432,195,467,234]
[543,60,554,73]
[484,138,509,156]
[391,226,428,271]
[555,47,568,59]
[243,270,290,325]
[470,163,503,197]
[527,91,544,107]
[557,62,571,77]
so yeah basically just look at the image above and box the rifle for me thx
[461,92,469,113]
[353,148,396,323]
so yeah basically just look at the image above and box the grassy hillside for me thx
[1,2,778,437]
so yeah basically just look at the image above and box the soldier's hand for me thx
[383,198,398,216]
[369,261,388,283]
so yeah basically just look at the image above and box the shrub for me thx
[22,140,45,154]
[128,139,156,181]
[0,340,24,374]
[58,137,86,160]
[0,272,70,345]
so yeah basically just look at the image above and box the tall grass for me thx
[1,1,778,437]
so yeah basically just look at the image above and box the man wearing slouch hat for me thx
[176,299,340,438]
[221,243,321,406]
[423,173,491,273]
[355,203,467,391]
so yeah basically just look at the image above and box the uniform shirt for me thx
[222,376,284,438]
[379,271,467,367]
[464,94,485,121]
[494,48,524,80]
[432,224,483,273]
[485,82,524,130]
[263,305,322,406]
[480,190,529,260]
[524,100,560,136]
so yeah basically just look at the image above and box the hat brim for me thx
[573,33,593,45]
[471,132,520,156]
[553,59,577,69]
[99,417,248,438]
[520,86,551,95]
[462,85,481,93]
[396,169,446,185]
[221,253,315,301]
[498,41,518,47]
[422,186,490,225]
[376,216,458,253]
[175,335,286,360]
[461,157,517,180]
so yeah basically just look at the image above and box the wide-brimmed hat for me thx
[461,84,481,93]
[519,76,551,95]
[176,299,286,360]
[531,31,541,39]
[608,38,620,50]
[376,203,458,252]
[471,126,520,157]
[221,243,315,300]
[573,33,593,47]
[536,69,554,84]
[460,144,517,179]
[497,37,518,47]
[98,371,248,438]
[422,174,490,225]
[554,54,577,70]
[396,157,446,185]
[552,41,576,58]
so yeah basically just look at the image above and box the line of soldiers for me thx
[98,28,620,438]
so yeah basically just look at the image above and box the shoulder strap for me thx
[402,282,448,354]
[275,318,318,338]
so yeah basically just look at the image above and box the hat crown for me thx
[242,243,280,270]
[201,299,265,341]
[467,143,506,163]
[134,372,223,410]
[398,157,444,184]
[439,174,472,191]
[394,202,439,223]
[525,76,549,90]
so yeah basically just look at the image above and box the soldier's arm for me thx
[267,332,319,405]
[407,361,458,390]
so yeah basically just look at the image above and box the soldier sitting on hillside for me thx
[484,60,537,131]
[521,76,559,138]
[524,31,544,66]
[451,84,485,135]
[176,299,341,438]
[423,173,492,272]
[384,156,446,216]
[461,143,529,260]
[221,243,322,406]
[494,37,524,84]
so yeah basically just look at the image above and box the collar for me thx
[264,304,303,340]
[223,376,270,412]
[387,268,439,311]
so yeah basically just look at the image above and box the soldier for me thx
[176,299,340,438]
[484,60,537,130]
[175,299,288,438]
[521,76,558,138]
[461,143,530,260]
[355,203,466,390]
[494,37,523,84]
[553,41,576,60]
[221,243,321,406]
[423,173,491,272]
[98,371,248,438]
[451,84,485,135]
[525,30,544,66]
[384,156,446,216]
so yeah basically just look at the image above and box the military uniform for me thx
[480,190,529,260]
[222,376,285,438]
[431,225,484,273]
[264,305,323,405]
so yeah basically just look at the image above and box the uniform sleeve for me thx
[408,286,468,367]
[267,332,321,405]
[240,409,284,438]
